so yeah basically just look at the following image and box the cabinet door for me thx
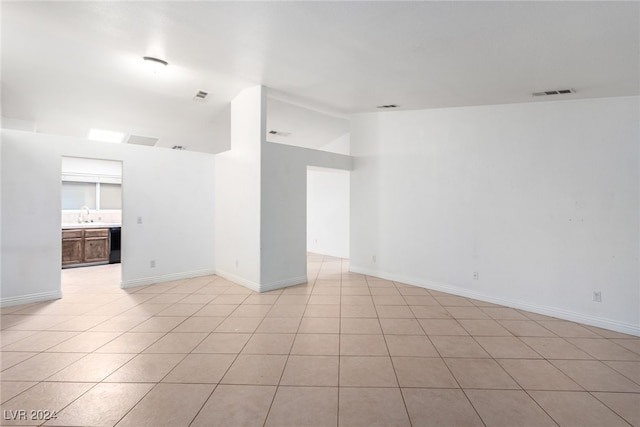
[62,238,83,265]
[84,237,110,262]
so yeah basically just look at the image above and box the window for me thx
[61,182,121,210]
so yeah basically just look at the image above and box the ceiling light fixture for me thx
[88,129,125,143]
[142,56,168,73]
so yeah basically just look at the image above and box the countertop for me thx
[62,222,121,230]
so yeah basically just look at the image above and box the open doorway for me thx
[307,166,350,259]
[61,157,122,290]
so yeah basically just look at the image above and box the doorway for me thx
[60,157,123,289]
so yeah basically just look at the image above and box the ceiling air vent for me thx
[193,90,209,102]
[532,88,575,97]
[268,130,291,137]
[377,104,399,109]
[172,145,186,150]
[125,135,159,146]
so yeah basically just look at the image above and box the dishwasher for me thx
[109,227,121,264]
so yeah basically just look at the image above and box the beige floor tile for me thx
[46,353,134,382]
[275,295,310,305]
[392,357,458,388]
[280,355,339,386]
[265,386,338,427]
[466,389,556,427]
[156,304,205,317]
[117,383,214,427]
[497,359,582,390]
[313,287,341,295]
[497,320,557,337]
[291,334,339,355]
[2,382,93,426]
[340,304,377,318]
[267,304,307,318]
[193,333,251,353]
[194,304,238,317]
[228,304,271,318]
[445,358,520,389]
[339,356,398,387]
[604,360,640,384]
[612,338,640,354]
[530,391,629,427]
[162,353,235,383]
[215,317,262,333]
[520,337,593,359]
[1,353,85,381]
[340,334,388,356]
[402,388,484,427]
[430,336,491,358]
[94,332,164,353]
[46,315,112,331]
[298,317,339,334]
[396,287,429,295]
[380,318,424,335]
[308,295,340,305]
[177,294,217,304]
[142,332,207,353]
[45,331,121,353]
[221,354,287,385]
[104,353,185,382]
[130,316,187,332]
[0,331,38,347]
[191,385,276,427]
[0,381,37,404]
[89,315,150,332]
[340,318,382,334]
[537,320,601,337]
[480,307,528,320]
[458,319,513,336]
[409,305,453,319]
[211,295,248,305]
[171,317,225,333]
[0,352,37,370]
[551,360,640,392]
[369,287,401,296]
[445,306,491,320]
[341,287,370,295]
[256,317,301,333]
[475,336,542,358]
[385,335,439,357]
[372,295,407,306]
[418,319,468,336]
[375,305,415,319]
[243,294,279,305]
[567,338,640,361]
[592,392,640,427]
[339,387,410,427]
[402,295,439,306]
[1,331,79,352]
[242,333,295,354]
[435,296,474,307]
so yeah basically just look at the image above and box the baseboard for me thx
[120,268,217,289]
[0,290,63,307]
[350,264,640,337]
[214,269,261,292]
[260,275,308,292]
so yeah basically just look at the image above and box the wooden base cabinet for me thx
[62,228,110,266]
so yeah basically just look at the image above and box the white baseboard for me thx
[350,265,640,337]
[260,275,308,292]
[0,290,63,307]
[121,268,217,289]
[214,269,261,292]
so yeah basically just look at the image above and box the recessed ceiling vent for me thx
[532,88,575,97]
[125,135,159,146]
[172,145,186,150]
[377,104,399,109]
[193,90,209,101]
[268,130,291,137]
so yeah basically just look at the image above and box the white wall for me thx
[350,96,640,335]
[1,129,216,305]
[214,86,265,288]
[307,167,350,258]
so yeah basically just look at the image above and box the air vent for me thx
[377,104,399,109]
[532,88,575,97]
[193,90,209,101]
[172,145,186,150]
[125,135,159,146]
[268,130,291,137]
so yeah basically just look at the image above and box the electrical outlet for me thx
[235,259,239,268]
[473,272,479,280]
[372,255,376,263]
[137,216,143,224]
[150,260,155,268]
[593,291,602,302]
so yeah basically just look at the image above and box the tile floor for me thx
[1,254,639,426]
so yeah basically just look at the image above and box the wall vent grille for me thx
[193,90,209,101]
[532,88,575,97]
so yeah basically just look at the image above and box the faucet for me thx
[78,206,91,223]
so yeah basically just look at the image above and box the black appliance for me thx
[109,227,121,264]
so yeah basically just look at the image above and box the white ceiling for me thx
[2,1,638,153]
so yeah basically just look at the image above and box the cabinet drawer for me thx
[84,228,109,238]
[62,229,83,239]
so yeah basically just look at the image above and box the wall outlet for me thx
[473,271,479,280]
[235,259,239,268]
[372,255,376,263]
[150,260,155,268]
[593,291,602,302]
[137,216,143,224]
